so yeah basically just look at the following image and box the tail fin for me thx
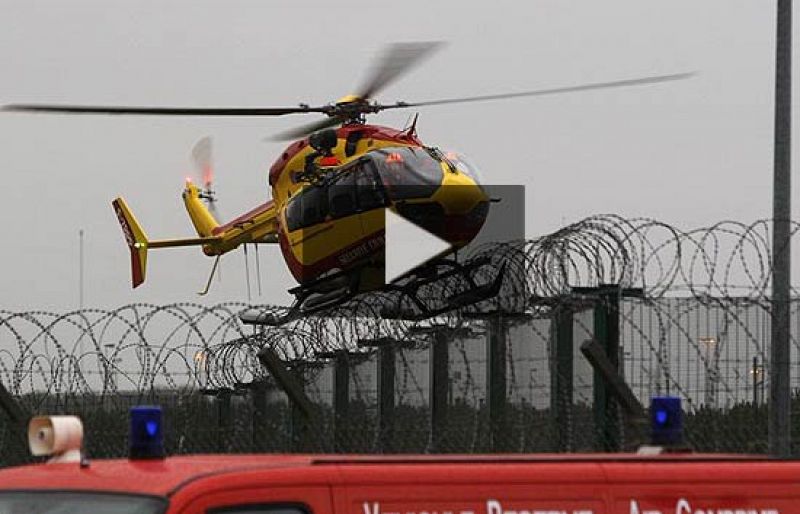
[182,180,219,237]
[112,197,149,288]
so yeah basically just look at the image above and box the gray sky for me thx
[0,0,793,311]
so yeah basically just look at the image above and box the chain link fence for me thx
[1,216,798,465]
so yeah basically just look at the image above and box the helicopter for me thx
[4,43,692,318]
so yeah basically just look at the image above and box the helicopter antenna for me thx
[407,112,420,137]
[197,255,221,296]
[244,244,252,303]
[255,243,263,297]
[402,112,414,130]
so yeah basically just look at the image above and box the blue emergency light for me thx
[129,406,165,459]
[650,396,683,445]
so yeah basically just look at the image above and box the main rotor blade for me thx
[2,104,327,116]
[271,116,341,142]
[379,72,695,111]
[357,41,444,100]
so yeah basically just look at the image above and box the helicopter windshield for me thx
[369,146,444,200]
[441,150,483,183]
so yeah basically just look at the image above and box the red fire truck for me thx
[1,452,799,514]
[0,405,795,514]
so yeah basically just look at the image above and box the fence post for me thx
[429,330,449,452]
[287,365,308,452]
[487,313,509,452]
[378,345,396,452]
[256,349,317,451]
[770,0,792,458]
[333,352,350,452]
[593,287,620,451]
[573,285,642,451]
[580,338,645,449]
[551,303,574,451]
[216,389,232,453]
[358,337,399,453]
[251,380,268,452]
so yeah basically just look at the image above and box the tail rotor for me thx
[191,136,220,221]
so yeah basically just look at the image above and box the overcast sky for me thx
[0,0,794,311]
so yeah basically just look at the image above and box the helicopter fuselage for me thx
[268,124,489,288]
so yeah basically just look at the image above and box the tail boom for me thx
[113,197,223,288]
[113,185,276,289]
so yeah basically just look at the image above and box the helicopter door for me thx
[324,167,371,272]
[354,160,388,289]
[354,159,388,237]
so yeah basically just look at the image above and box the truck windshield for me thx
[0,491,166,514]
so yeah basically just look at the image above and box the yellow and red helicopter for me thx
[3,43,691,318]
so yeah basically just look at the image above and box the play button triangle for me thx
[384,209,452,284]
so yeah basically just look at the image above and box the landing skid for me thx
[380,257,506,320]
[241,256,506,327]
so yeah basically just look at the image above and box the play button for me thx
[384,208,452,284]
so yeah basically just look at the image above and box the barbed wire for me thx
[0,215,796,459]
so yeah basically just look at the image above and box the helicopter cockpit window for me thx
[371,146,443,200]
[287,161,388,231]
[326,160,387,218]
[286,184,327,231]
[328,171,358,219]
[355,161,386,211]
